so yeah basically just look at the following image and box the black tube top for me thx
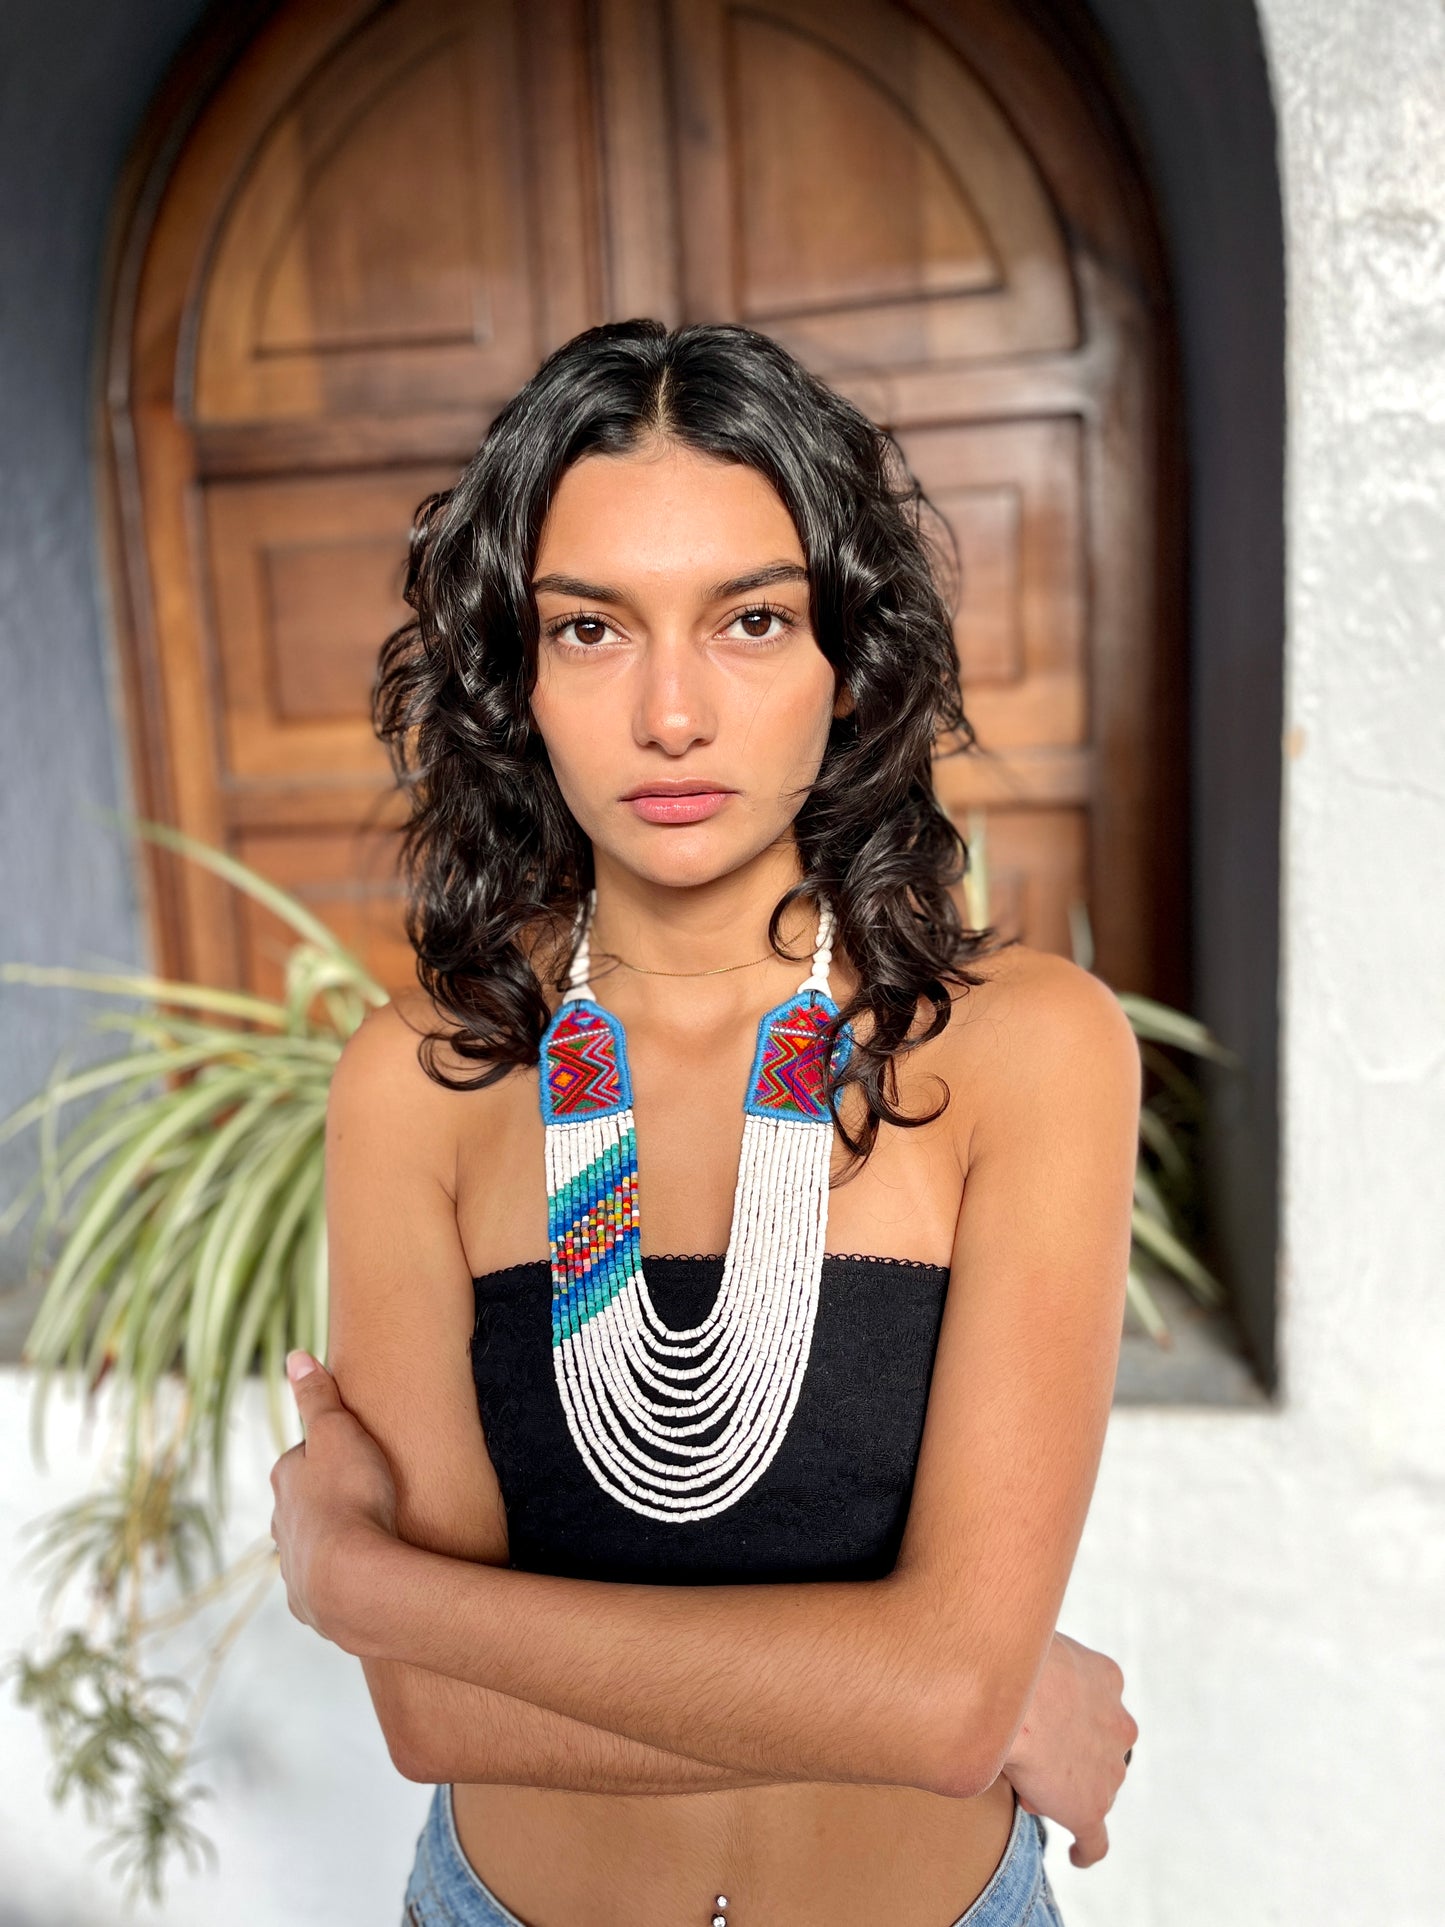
[469,1253,951,1585]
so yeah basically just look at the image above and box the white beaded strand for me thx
[540,890,847,1521]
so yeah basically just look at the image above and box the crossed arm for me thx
[361,1651,783,1793]
[318,960,1140,1796]
[348,1561,941,1793]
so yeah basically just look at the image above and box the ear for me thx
[832,680,856,720]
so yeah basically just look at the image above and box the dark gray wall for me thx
[0,0,213,1350]
[0,0,1285,1379]
[1071,0,1286,1388]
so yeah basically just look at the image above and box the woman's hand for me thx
[1000,1630,1138,1868]
[268,1350,398,1641]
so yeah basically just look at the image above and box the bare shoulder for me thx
[331,986,443,1097]
[328,973,550,1282]
[929,941,1141,1164]
[941,940,1139,1068]
[327,987,491,1180]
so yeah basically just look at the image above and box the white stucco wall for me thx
[1046,1,1445,1920]
[2,2,1443,1921]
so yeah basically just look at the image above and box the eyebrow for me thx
[530,561,810,604]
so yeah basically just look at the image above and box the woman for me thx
[270,319,1139,1927]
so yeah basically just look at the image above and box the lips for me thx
[623,786,735,825]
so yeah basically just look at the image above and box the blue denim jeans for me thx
[402,1782,1066,1925]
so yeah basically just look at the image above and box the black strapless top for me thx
[469,1253,951,1586]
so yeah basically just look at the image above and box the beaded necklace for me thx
[538,888,854,1522]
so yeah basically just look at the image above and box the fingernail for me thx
[286,1350,318,1383]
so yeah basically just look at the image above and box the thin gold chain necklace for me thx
[597,948,776,978]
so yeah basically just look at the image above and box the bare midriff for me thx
[451,1774,1017,1927]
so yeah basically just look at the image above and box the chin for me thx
[600,825,777,891]
[618,846,740,890]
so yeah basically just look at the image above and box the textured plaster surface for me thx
[1,0,1443,1922]
[1043,3,1445,1921]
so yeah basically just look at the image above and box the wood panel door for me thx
[103,0,1183,1003]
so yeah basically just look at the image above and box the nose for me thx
[631,628,718,756]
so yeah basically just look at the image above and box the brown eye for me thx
[548,614,613,649]
[725,605,792,644]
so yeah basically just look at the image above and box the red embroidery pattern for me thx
[546,1007,623,1117]
[748,1000,835,1121]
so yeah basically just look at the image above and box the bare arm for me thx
[326,999,794,1791]
[889,954,1142,1788]
[333,1534,954,1792]
[364,1659,782,1790]
[323,956,1141,1799]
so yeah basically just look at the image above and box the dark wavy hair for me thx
[373,318,1013,1174]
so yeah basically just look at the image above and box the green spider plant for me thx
[3,817,387,1505]
[0,809,1234,1904]
[1,814,386,1904]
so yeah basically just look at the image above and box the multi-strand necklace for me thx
[538,888,854,1522]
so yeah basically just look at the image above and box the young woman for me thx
[269,319,1140,1927]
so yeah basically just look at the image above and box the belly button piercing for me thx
[710,1895,729,1927]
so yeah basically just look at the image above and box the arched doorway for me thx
[101,0,1184,1007]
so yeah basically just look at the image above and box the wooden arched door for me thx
[103,0,1183,1003]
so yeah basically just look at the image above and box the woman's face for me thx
[528,437,847,891]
